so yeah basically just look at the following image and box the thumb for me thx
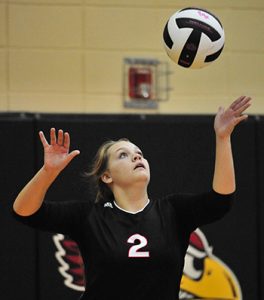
[66,150,80,164]
[235,114,248,126]
[218,106,225,113]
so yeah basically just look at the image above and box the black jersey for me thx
[12,190,233,300]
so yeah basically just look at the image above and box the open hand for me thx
[214,96,252,139]
[39,128,80,173]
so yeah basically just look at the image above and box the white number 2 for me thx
[127,234,150,258]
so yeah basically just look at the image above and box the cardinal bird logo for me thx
[53,229,242,298]
[180,229,242,299]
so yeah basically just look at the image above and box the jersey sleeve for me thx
[11,200,93,237]
[164,189,234,231]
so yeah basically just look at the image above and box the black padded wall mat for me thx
[1,113,261,300]
[0,115,37,300]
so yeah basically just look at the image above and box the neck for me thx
[112,185,149,213]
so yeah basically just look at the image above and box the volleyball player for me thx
[12,96,251,300]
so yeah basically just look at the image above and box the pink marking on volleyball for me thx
[198,10,209,20]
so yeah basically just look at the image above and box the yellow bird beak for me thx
[180,256,242,299]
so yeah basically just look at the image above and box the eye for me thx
[183,254,204,280]
[137,151,144,157]
[119,152,128,159]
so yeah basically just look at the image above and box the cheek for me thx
[109,160,130,176]
[144,159,150,171]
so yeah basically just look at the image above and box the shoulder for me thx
[52,199,95,213]
[91,199,115,214]
[159,190,235,206]
[157,192,194,209]
[152,193,192,217]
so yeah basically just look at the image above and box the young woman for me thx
[12,96,251,300]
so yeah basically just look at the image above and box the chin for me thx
[136,174,150,185]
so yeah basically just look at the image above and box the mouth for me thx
[134,162,145,170]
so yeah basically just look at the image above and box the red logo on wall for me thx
[53,234,85,291]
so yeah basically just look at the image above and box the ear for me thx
[101,171,113,184]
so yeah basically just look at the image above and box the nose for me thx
[132,153,142,161]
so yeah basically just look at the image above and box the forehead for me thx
[108,141,139,154]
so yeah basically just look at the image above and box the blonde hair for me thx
[87,138,130,203]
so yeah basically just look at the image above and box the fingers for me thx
[57,129,64,146]
[64,132,70,149]
[230,96,245,110]
[41,128,73,149]
[58,130,71,149]
[235,100,251,116]
[228,96,252,124]
[39,131,49,147]
[51,128,68,147]
[50,128,56,145]
[230,96,252,112]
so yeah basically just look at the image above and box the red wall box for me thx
[128,67,152,100]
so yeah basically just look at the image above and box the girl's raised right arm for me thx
[13,128,80,216]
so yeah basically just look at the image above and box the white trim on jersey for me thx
[113,199,150,214]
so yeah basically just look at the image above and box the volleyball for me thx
[163,7,225,69]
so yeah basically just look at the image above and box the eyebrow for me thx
[115,146,141,153]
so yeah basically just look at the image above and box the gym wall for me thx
[0,1,263,114]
